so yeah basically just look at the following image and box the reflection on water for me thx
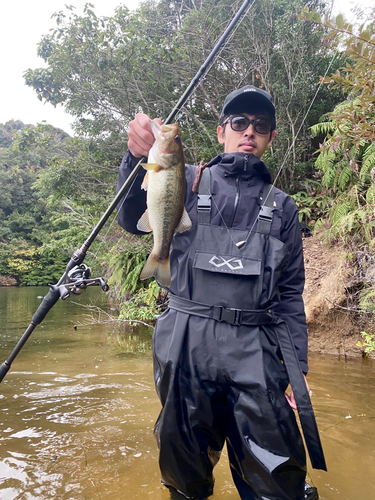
[0,287,374,499]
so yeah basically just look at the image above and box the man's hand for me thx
[285,375,310,410]
[127,113,162,158]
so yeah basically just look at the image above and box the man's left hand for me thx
[285,375,310,410]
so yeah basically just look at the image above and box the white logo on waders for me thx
[209,256,244,270]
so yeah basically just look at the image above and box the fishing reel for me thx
[50,264,109,300]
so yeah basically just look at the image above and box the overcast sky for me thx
[0,0,373,136]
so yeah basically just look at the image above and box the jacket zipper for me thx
[243,154,249,172]
[230,155,248,226]
[231,177,240,227]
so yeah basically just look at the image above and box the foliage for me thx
[302,7,375,242]
[301,7,375,312]
[0,115,128,285]
[0,121,71,284]
[23,0,341,193]
[7,1,373,329]
[106,235,153,300]
[118,280,162,325]
[291,182,333,226]
[17,0,347,316]
[356,331,375,355]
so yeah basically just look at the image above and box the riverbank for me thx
[303,235,374,359]
[1,235,373,360]
[0,275,18,286]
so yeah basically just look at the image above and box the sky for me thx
[0,0,373,136]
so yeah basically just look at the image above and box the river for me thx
[0,286,374,499]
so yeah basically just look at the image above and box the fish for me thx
[136,120,192,286]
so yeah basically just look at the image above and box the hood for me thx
[206,153,272,184]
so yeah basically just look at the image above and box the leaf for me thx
[336,14,344,29]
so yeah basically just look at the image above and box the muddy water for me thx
[0,286,374,499]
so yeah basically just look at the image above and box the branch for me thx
[70,302,155,329]
[323,295,372,313]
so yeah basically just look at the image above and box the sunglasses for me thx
[223,115,272,135]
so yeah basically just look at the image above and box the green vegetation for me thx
[0,0,374,329]
[0,121,70,285]
[357,331,375,355]
[301,6,375,319]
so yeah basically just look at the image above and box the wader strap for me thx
[197,167,211,224]
[169,295,276,326]
[275,319,327,471]
[257,184,275,235]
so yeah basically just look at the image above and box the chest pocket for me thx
[193,252,261,277]
[188,168,277,309]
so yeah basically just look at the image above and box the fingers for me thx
[127,113,162,158]
[285,391,297,410]
[285,375,310,411]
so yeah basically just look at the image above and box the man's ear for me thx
[217,125,225,145]
[268,130,276,147]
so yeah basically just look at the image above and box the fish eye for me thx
[174,135,180,143]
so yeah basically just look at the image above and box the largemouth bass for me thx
[137,120,192,286]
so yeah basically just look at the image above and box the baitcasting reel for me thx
[50,264,109,300]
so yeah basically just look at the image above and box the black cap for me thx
[221,85,275,117]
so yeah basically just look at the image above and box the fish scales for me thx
[136,120,192,286]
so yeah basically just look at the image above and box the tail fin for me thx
[140,253,171,286]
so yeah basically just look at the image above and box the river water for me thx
[0,286,374,499]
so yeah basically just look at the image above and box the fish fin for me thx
[140,254,171,286]
[141,171,149,191]
[136,209,152,233]
[175,207,192,233]
[141,163,162,172]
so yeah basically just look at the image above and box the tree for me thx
[16,0,351,304]
[0,122,74,284]
[24,0,340,191]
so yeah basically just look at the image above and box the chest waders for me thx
[152,168,326,500]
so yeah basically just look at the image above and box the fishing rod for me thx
[0,0,252,384]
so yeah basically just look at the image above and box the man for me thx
[117,86,324,499]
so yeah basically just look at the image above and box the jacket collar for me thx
[206,153,272,183]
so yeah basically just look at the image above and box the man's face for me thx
[217,113,276,158]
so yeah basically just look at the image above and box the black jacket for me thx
[117,151,309,373]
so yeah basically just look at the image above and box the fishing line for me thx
[193,5,361,249]
[172,0,258,249]
[233,48,340,249]
[0,0,257,383]
[271,53,339,190]
[197,0,257,89]
[109,0,258,252]
[261,3,368,212]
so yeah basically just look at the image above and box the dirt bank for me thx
[303,235,373,359]
[0,275,18,286]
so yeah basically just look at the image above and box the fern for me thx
[360,143,375,183]
[105,234,152,301]
[310,121,335,135]
[366,184,375,205]
[337,163,353,191]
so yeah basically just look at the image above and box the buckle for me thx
[258,205,274,221]
[219,307,243,326]
[197,194,211,211]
